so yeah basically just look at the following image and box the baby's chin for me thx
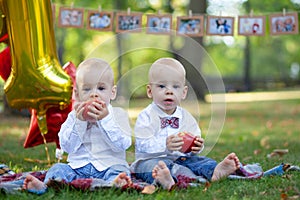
[157,104,177,115]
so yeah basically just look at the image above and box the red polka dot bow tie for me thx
[160,117,179,129]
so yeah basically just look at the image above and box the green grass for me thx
[0,99,299,199]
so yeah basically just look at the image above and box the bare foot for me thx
[22,174,47,194]
[211,152,240,182]
[152,161,175,190]
[113,172,132,188]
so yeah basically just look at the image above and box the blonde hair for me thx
[148,57,186,83]
[76,58,114,85]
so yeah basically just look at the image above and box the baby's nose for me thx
[90,91,99,98]
[165,87,174,94]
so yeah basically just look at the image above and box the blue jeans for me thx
[133,158,175,184]
[44,163,130,185]
[133,156,217,184]
[174,156,217,180]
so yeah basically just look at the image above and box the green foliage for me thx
[207,0,300,85]
[48,0,300,95]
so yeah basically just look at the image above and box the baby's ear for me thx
[146,85,152,98]
[182,85,188,100]
[110,85,117,100]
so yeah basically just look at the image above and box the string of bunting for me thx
[52,3,299,37]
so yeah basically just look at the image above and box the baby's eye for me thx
[158,84,165,89]
[173,85,180,89]
[83,88,90,92]
[98,86,105,91]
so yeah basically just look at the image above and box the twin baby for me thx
[23,57,240,194]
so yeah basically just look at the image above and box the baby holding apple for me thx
[23,58,132,194]
[131,57,240,190]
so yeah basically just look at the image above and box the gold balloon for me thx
[0,0,72,134]
[0,1,7,40]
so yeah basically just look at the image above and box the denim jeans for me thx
[133,157,175,184]
[133,156,217,184]
[174,156,217,180]
[44,163,130,185]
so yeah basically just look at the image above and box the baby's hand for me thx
[166,135,184,152]
[93,100,109,120]
[75,101,87,121]
[191,136,204,154]
[75,100,108,122]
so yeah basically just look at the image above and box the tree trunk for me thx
[244,36,252,91]
[170,0,207,100]
[243,2,252,91]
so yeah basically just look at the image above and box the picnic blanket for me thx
[1,162,299,195]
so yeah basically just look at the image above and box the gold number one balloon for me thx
[0,0,72,147]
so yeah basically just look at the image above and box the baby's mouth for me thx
[164,98,174,104]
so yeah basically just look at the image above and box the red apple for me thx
[82,99,100,122]
[178,132,196,153]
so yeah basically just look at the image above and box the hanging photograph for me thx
[87,11,114,31]
[238,16,266,36]
[58,7,84,28]
[177,15,204,37]
[146,14,172,35]
[206,16,234,36]
[115,13,142,33]
[269,12,298,35]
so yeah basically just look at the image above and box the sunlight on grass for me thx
[205,90,300,102]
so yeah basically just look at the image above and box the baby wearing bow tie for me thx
[130,57,240,191]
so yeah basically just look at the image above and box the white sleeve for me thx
[58,111,88,154]
[134,109,167,154]
[99,107,132,151]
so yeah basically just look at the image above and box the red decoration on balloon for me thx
[23,62,76,148]
[0,34,11,81]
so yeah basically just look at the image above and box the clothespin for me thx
[189,10,192,17]
[98,5,102,12]
[250,9,253,17]
[283,8,286,16]
[70,2,74,9]
[158,10,162,15]
[127,7,131,15]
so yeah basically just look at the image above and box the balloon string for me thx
[41,133,51,166]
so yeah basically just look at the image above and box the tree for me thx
[170,0,208,100]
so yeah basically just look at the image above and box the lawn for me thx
[0,99,299,199]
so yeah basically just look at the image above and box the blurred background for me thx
[1,0,300,114]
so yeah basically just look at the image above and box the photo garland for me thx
[115,12,143,33]
[269,12,298,35]
[238,16,266,36]
[58,7,85,28]
[87,10,114,31]
[146,14,173,35]
[206,16,235,36]
[177,15,204,37]
[54,5,299,37]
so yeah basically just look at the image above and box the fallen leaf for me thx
[266,120,273,129]
[281,193,288,200]
[251,130,260,137]
[289,195,300,200]
[260,136,270,149]
[254,149,261,155]
[203,181,211,192]
[267,149,289,158]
